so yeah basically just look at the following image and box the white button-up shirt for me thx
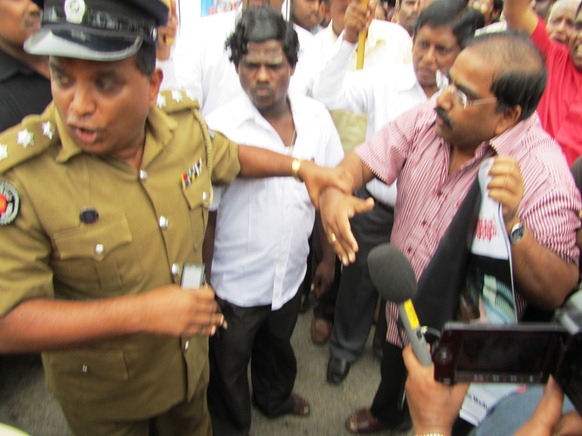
[206,93,344,309]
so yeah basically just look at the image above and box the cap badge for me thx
[0,145,7,161]
[0,180,20,225]
[17,129,34,149]
[64,0,86,24]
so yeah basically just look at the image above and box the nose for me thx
[422,45,437,65]
[256,64,271,81]
[436,86,453,110]
[69,86,96,118]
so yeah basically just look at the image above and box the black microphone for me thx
[368,243,432,366]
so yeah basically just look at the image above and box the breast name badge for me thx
[0,180,20,225]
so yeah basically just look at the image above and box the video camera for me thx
[431,291,582,414]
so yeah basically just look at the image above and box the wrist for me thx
[508,221,526,245]
[292,158,304,182]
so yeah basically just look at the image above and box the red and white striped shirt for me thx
[356,100,581,346]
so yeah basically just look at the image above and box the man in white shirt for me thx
[167,0,314,116]
[312,0,483,432]
[204,8,344,436]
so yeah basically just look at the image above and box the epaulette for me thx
[0,105,59,175]
[156,89,200,114]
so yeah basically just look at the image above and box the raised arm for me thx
[503,0,539,34]
[312,0,373,110]
[487,156,579,308]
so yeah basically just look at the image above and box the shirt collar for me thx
[489,113,539,156]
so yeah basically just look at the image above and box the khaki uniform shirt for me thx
[0,90,240,421]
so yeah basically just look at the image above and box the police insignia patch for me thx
[0,180,20,225]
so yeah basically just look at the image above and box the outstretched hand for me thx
[318,187,375,265]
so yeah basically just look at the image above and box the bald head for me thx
[546,0,579,44]
[467,31,547,120]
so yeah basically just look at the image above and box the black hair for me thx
[225,7,300,68]
[414,0,485,49]
[468,31,547,121]
[135,42,156,76]
[492,0,504,14]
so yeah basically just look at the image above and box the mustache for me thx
[435,106,452,127]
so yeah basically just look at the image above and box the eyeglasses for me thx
[444,83,498,110]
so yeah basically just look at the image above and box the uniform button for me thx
[171,263,180,276]
[184,340,190,351]
[95,244,105,255]
[139,169,148,181]
[202,192,208,201]
[159,216,169,229]
[81,365,88,374]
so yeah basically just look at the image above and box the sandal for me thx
[345,408,389,434]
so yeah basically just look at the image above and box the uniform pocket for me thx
[51,215,143,296]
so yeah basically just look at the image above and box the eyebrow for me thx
[447,72,482,100]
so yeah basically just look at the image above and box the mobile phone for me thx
[181,263,206,288]
[432,322,568,384]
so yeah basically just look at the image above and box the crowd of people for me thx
[0,0,582,435]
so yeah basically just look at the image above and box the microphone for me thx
[368,243,432,366]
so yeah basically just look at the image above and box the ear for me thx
[148,68,163,109]
[494,105,522,136]
[290,64,296,77]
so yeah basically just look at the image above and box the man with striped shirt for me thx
[319,31,581,433]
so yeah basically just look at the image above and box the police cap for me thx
[25,0,169,61]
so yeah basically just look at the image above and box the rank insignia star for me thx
[0,145,7,161]
[17,129,34,148]
[157,94,167,108]
[171,90,183,103]
[42,122,55,140]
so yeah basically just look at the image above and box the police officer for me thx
[0,0,348,434]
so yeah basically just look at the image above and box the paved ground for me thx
[0,301,412,436]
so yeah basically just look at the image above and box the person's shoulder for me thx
[0,104,59,175]
[156,89,201,115]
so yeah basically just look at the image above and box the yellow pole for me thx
[356,0,369,70]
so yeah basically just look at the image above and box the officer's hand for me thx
[140,284,225,337]
[319,186,374,265]
[343,0,371,43]
[486,156,525,233]
[300,161,354,208]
